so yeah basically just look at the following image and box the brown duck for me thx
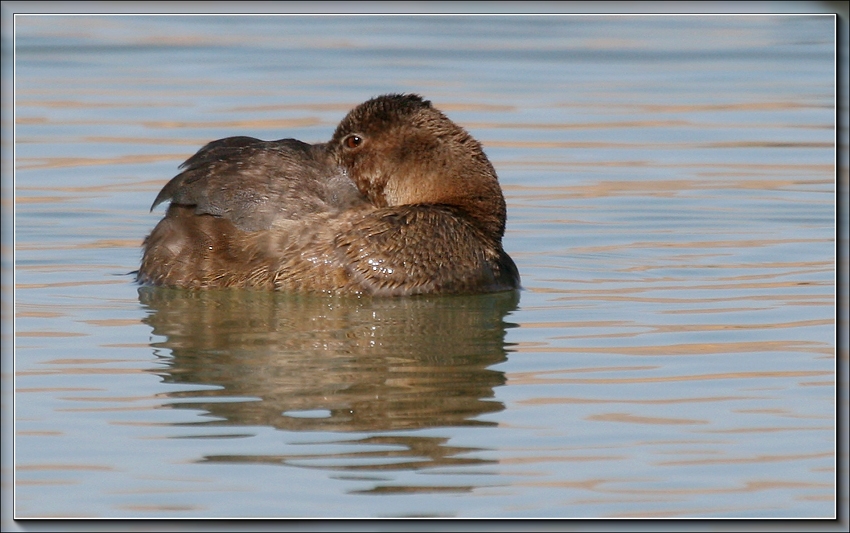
[138,94,520,296]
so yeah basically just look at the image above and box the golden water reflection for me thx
[139,288,519,470]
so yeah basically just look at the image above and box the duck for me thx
[138,93,520,296]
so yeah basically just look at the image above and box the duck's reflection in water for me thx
[139,287,519,478]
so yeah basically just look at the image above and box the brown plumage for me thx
[138,94,520,296]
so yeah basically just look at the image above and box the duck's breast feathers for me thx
[151,137,366,233]
[334,205,520,296]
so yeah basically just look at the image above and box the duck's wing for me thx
[151,137,365,232]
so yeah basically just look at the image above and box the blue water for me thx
[10,13,839,519]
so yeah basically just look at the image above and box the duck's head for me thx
[330,93,507,237]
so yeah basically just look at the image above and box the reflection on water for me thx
[140,288,518,470]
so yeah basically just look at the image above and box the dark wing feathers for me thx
[151,137,365,232]
[150,136,264,211]
[178,136,270,171]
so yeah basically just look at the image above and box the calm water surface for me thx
[12,14,838,519]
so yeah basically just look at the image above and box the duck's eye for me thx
[343,134,363,150]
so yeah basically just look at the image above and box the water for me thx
[10,14,839,519]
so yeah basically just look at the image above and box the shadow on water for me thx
[138,287,520,477]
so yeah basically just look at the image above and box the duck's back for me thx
[138,137,366,289]
[151,137,364,231]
